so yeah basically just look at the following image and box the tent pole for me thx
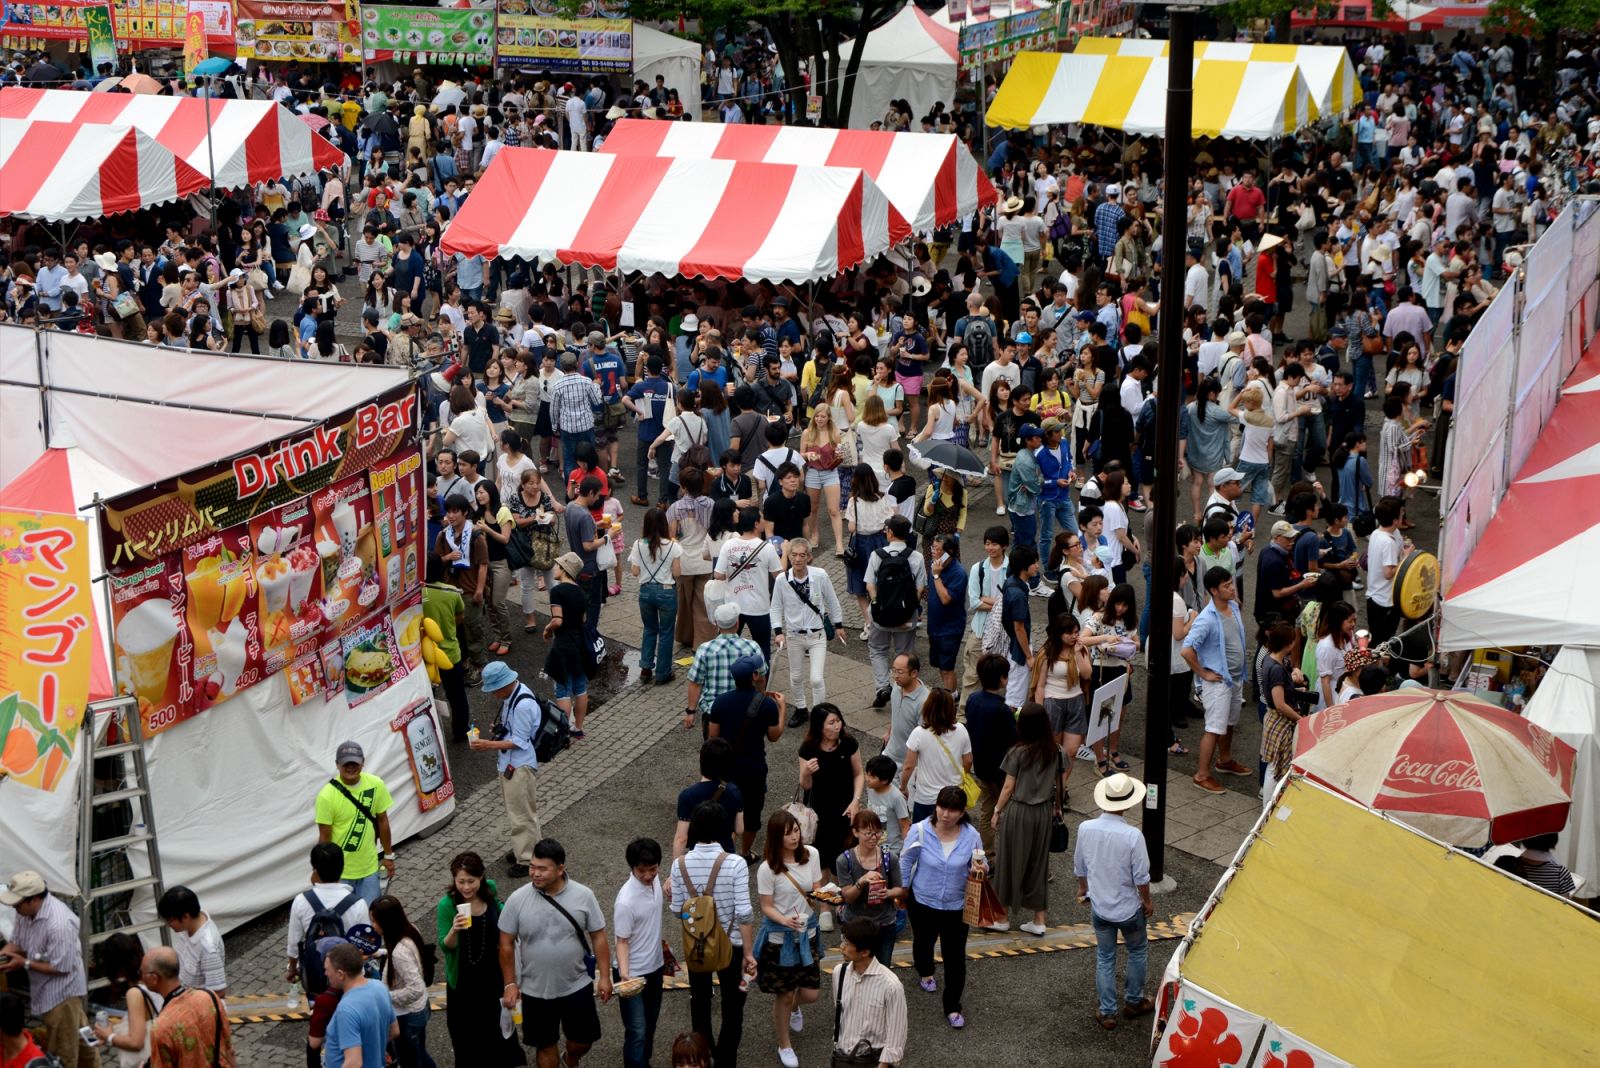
[34,322,50,447]
[201,76,218,232]
[1141,5,1196,891]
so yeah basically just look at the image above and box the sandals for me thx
[1168,740,1189,756]
[1096,760,1114,779]
[490,642,511,655]
[1110,752,1131,771]
[570,729,586,740]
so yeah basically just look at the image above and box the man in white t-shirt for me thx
[159,886,227,995]
[285,842,371,988]
[979,338,1022,396]
[613,838,667,1067]
[714,511,785,666]
[1183,242,1210,312]
[1364,496,1407,646]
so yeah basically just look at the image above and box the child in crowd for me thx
[862,755,911,854]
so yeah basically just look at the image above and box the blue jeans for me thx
[1009,510,1037,556]
[618,966,664,1068]
[1353,352,1374,399]
[1091,909,1148,1016]
[561,429,596,483]
[638,582,678,677]
[342,871,383,906]
[1037,497,1079,562]
[396,1006,437,1068]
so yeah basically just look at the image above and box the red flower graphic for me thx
[1161,1003,1245,1068]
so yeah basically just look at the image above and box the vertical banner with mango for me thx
[0,512,96,791]
[99,384,424,737]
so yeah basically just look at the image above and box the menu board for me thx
[101,385,424,737]
[113,0,233,50]
[496,1,632,74]
[361,5,494,65]
[236,0,359,62]
[0,1,93,45]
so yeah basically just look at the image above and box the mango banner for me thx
[0,511,95,792]
[361,5,494,65]
[100,384,424,737]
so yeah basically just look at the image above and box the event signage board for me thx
[83,4,116,69]
[0,0,98,47]
[495,1,633,74]
[0,511,96,793]
[99,384,424,737]
[958,7,1059,70]
[391,695,454,812]
[236,0,359,62]
[113,0,233,51]
[361,5,494,65]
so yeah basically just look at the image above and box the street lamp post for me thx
[1141,5,1198,889]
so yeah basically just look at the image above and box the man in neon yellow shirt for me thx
[314,741,394,905]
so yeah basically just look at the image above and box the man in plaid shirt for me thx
[550,351,603,481]
[1093,183,1127,263]
[685,603,765,729]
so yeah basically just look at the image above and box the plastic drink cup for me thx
[458,902,472,928]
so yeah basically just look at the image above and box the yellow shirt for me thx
[314,771,393,879]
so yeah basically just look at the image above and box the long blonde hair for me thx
[802,405,840,449]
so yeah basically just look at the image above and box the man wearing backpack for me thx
[285,843,370,993]
[314,742,394,906]
[864,515,927,706]
[668,802,756,1068]
[953,292,997,374]
[473,662,547,877]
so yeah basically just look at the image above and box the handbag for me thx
[112,291,141,320]
[837,426,859,467]
[505,523,536,571]
[1049,753,1070,853]
[840,500,860,567]
[247,267,270,290]
[934,731,982,810]
[784,788,819,844]
[595,537,617,571]
[786,573,837,641]
[961,869,1005,927]
[250,307,268,334]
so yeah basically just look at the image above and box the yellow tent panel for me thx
[985,51,1318,140]
[1182,777,1600,1066]
[1075,36,1361,116]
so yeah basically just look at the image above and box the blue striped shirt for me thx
[10,894,86,1013]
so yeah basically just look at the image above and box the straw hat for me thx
[1002,195,1024,215]
[1094,773,1145,813]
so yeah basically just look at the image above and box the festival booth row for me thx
[1149,774,1600,1067]
[1435,198,1600,896]
[0,326,451,935]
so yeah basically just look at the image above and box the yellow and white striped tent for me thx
[1075,36,1360,117]
[985,51,1319,140]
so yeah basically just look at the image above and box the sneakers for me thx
[1352,577,1365,590]
[859,627,872,642]
[608,468,625,484]
[1019,921,1048,936]
[778,1047,800,1068]
[995,503,1007,515]
[1123,997,1155,1019]
[789,1008,805,1033]
[873,687,890,708]
[984,920,1010,932]
[817,910,834,932]
[1215,760,1252,777]
[787,705,810,728]
[947,1012,966,1029]
[919,976,938,993]
[1029,583,1053,598]
[1192,776,1227,794]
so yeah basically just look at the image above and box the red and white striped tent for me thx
[0,118,209,222]
[441,149,912,284]
[599,119,997,234]
[0,87,343,189]
[1442,338,1600,649]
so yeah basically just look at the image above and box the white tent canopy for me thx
[840,5,958,130]
[633,24,702,121]
[0,327,450,930]
[1523,646,1600,895]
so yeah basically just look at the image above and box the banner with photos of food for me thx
[496,4,633,74]
[113,0,234,51]
[361,5,493,65]
[101,384,424,737]
[0,0,99,45]
[236,0,359,62]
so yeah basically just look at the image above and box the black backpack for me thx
[757,448,799,500]
[870,547,919,628]
[963,316,995,370]
[523,692,571,763]
[297,890,359,996]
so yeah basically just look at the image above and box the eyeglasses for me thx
[857,827,883,837]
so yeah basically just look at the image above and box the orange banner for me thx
[182,7,206,76]
[0,510,95,792]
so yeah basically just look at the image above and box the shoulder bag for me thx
[538,890,598,980]
[933,731,982,809]
[785,573,837,640]
[327,778,383,861]
[840,499,860,567]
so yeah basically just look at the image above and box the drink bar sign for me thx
[99,384,425,736]
[957,7,1059,71]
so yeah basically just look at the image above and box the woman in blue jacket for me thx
[900,784,990,1029]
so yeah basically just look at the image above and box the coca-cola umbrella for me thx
[1292,688,1576,846]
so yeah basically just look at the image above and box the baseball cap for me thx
[0,871,46,905]
[586,330,606,348]
[713,602,741,629]
[1017,423,1043,441]
[1212,467,1243,485]
[1106,183,1122,198]
[335,741,364,766]
[1270,520,1296,539]
[1329,324,1349,339]
[731,654,766,683]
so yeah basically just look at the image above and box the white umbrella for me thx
[431,82,466,111]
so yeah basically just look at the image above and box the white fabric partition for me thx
[1523,646,1600,896]
[632,24,702,121]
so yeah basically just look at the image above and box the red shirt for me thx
[1226,183,1266,222]
[3,1036,44,1068]
[1255,252,1277,303]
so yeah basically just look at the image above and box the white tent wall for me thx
[633,24,702,121]
[0,326,453,935]
[842,5,959,130]
[1523,646,1600,896]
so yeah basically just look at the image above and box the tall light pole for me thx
[1141,5,1198,890]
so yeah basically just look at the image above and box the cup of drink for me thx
[457,902,472,929]
[332,501,359,557]
[118,599,181,708]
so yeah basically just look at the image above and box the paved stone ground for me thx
[215,258,1438,1066]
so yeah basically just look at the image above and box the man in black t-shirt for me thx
[761,463,810,548]
[706,654,786,857]
[673,737,746,856]
[709,452,755,508]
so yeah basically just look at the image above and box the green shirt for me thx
[423,582,464,666]
[314,772,393,880]
[434,879,500,988]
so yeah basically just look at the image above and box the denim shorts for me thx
[1236,460,1273,505]
[554,674,589,699]
[804,466,840,489]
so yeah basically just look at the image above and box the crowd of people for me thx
[3,17,1597,1068]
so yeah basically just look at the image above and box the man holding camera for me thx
[474,662,543,876]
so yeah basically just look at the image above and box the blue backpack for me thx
[297,891,359,996]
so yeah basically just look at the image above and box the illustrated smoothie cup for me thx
[119,599,180,707]
[332,501,359,558]
[257,555,293,615]
[210,619,250,696]
[286,543,320,613]
[317,538,341,588]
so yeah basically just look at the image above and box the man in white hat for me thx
[685,602,765,733]
[0,872,93,1067]
[473,661,545,875]
[1074,773,1153,1030]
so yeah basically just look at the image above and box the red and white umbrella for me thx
[1292,689,1576,846]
